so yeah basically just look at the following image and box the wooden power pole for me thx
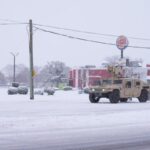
[29,19,34,100]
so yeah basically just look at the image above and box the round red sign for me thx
[116,35,129,50]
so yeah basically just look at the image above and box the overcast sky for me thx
[0,0,150,69]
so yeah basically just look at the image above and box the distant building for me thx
[146,64,150,84]
[69,59,150,88]
[69,66,111,88]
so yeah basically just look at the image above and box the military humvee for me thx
[89,78,149,103]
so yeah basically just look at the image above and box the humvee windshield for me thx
[102,80,112,85]
[113,80,122,84]
[93,79,122,86]
[101,79,122,85]
[93,80,101,86]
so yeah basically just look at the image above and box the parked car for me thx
[12,82,19,88]
[8,87,18,95]
[78,89,83,94]
[53,87,59,91]
[18,86,28,94]
[34,88,44,95]
[63,86,73,91]
[83,87,90,94]
[44,87,55,95]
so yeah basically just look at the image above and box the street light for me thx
[10,52,19,82]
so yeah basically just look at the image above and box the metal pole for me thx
[10,52,18,83]
[14,55,15,82]
[29,19,34,100]
[121,49,123,59]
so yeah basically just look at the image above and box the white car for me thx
[34,88,44,95]
[18,86,28,94]
[8,87,18,95]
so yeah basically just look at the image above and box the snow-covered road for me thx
[0,88,150,150]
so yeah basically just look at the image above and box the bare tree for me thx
[0,71,6,85]
[34,61,70,87]
[2,64,29,85]
[15,67,29,84]
[105,55,121,65]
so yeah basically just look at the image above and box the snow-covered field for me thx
[0,88,150,150]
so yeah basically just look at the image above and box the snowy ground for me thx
[0,88,150,150]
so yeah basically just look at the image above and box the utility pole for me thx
[10,52,19,82]
[29,19,34,100]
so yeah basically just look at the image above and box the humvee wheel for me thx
[120,98,128,103]
[89,93,100,103]
[109,90,120,103]
[138,89,148,103]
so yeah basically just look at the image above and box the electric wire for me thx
[0,18,28,26]
[0,18,26,23]
[0,19,150,48]
[34,23,150,41]
[34,26,116,46]
[34,26,150,49]
[0,22,27,25]
[0,19,150,41]
[33,23,118,38]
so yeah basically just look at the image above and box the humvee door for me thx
[124,79,132,97]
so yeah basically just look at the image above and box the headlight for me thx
[92,89,95,92]
[102,89,105,92]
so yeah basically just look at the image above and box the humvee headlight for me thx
[92,89,95,92]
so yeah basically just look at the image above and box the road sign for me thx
[32,70,37,77]
[116,35,129,50]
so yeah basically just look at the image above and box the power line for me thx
[125,36,150,41]
[34,23,150,41]
[128,45,150,49]
[34,26,150,50]
[0,22,27,25]
[0,18,28,25]
[34,23,118,38]
[0,18,25,23]
[0,19,150,41]
[34,26,116,46]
